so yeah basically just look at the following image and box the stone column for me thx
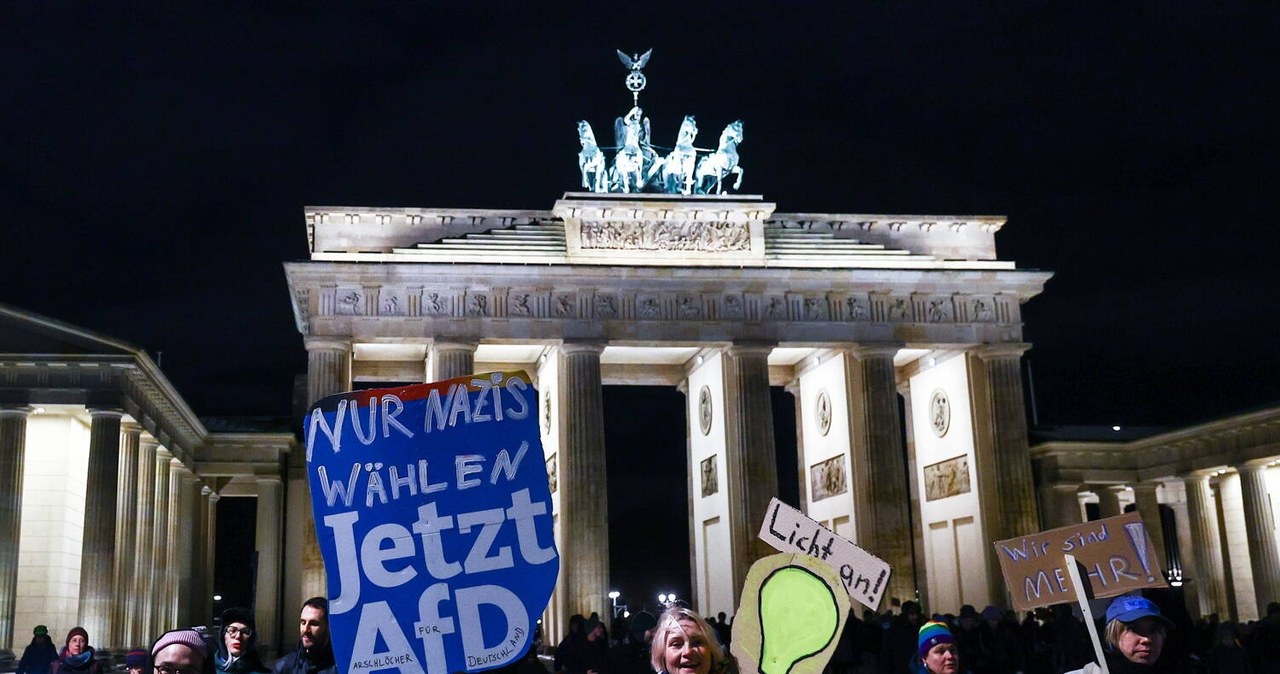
[784,380,807,509]
[0,406,30,651]
[1096,486,1125,519]
[1238,464,1280,616]
[131,435,158,645]
[301,338,351,608]
[255,476,283,655]
[845,346,913,603]
[174,468,197,626]
[147,447,172,639]
[162,458,184,629]
[558,342,610,620]
[305,337,351,404]
[974,345,1040,537]
[1131,482,1168,570]
[428,340,477,382]
[203,490,220,624]
[1040,483,1084,530]
[722,344,779,598]
[79,408,123,646]
[113,422,141,646]
[1184,474,1229,618]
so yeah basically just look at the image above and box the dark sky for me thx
[4,3,1279,613]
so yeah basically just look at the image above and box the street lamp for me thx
[609,591,621,617]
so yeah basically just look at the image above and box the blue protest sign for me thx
[304,371,559,674]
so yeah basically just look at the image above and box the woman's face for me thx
[67,635,86,656]
[924,643,958,674]
[662,619,711,674]
[224,623,250,656]
[1117,618,1165,665]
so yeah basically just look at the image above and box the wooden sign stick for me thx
[1063,553,1108,674]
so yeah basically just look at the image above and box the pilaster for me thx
[113,422,141,646]
[558,342,610,620]
[1238,463,1280,616]
[428,340,478,382]
[722,343,779,600]
[846,345,913,603]
[79,408,123,647]
[255,476,283,655]
[0,406,30,650]
[1184,474,1228,618]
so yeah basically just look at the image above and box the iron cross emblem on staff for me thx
[617,48,652,105]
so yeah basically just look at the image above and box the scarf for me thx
[60,649,93,671]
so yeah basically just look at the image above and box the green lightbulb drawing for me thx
[756,566,840,674]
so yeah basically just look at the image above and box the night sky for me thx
[5,4,1279,615]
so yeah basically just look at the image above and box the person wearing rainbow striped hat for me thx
[914,621,960,674]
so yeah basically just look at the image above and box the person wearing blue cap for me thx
[1067,595,1175,673]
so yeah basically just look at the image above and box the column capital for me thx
[1239,460,1275,473]
[0,405,33,417]
[156,446,174,461]
[974,343,1031,361]
[86,406,125,419]
[120,420,143,435]
[304,336,352,353]
[431,339,478,351]
[558,341,605,356]
[726,341,776,358]
[256,475,284,486]
[208,492,221,503]
[846,343,903,360]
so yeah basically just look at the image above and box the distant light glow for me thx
[1112,425,1121,431]
[213,594,223,601]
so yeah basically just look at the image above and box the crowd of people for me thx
[14,591,1280,674]
[14,598,337,674]
[550,593,1280,674]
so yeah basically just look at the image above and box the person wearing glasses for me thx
[216,608,270,674]
[151,629,209,674]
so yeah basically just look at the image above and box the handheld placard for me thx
[1064,553,1109,674]
[731,553,849,674]
[304,372,559,674]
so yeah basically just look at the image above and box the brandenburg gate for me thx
[283,191,1052,638]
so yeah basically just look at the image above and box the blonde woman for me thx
[649,608,733,674]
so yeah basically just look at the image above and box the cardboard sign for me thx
[304,372,559,674]
[731,553,850,674]
[757,497,891,610]
[993,511,1167,611]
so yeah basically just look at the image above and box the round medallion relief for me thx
[815,388,833,436]
[698,385,713,436]
[929,388,951,438]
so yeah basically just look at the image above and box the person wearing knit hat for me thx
[915,621,959,674]
[125,651,149,674]
[16,625,57,674]
[151,629,209,674]
[49,628,103,674]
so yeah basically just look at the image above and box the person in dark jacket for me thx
[16,625,58,674]
[273,597,338,674]
[49,627,103,674]
[216,607,270,674]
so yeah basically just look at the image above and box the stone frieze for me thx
[305,284,1013,325]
